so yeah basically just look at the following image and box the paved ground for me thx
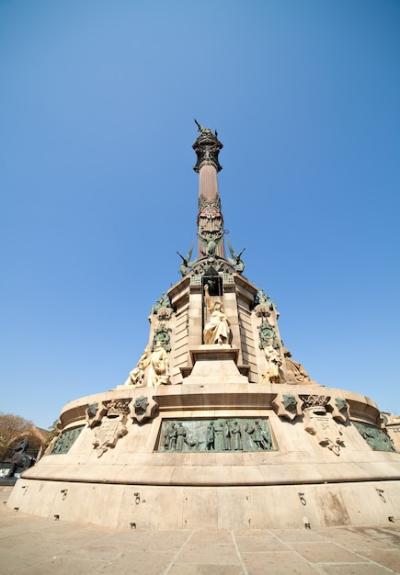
[1,487,400,574]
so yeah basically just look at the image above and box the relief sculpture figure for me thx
[245,420,272,450]
[159,418,272,453]
[203,284,231,345]
[214,422,225,451]
[231,420,243,450]
[223,421,231,450]
[206,422,215,450]
[163,422,197,452]
[163,423,173,450]
[167,423,177,450]
[175,423,187,451]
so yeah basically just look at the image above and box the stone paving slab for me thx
[1,487,400,575]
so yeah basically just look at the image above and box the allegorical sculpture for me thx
[203,284,231,345]
[281,348,313,384]
[125,348,151,387]
[125,343,171,388]
[227,242,245,273]
[254,289,279,318]
[147,340,170,386]
[261,345,282,384]
[177,246,194,277]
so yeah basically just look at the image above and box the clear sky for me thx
[1,0,399,428]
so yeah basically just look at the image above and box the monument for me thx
[8,123,400,529]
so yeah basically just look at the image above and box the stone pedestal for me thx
[182,345,249,385]
[8,127,400,531]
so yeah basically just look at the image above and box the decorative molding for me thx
[152,323,172,353]
[189,256,236,278]
[300,395,330,409]
[254,289,279,318]
[303,407,345,456]
[87,400,130,458]
[272,394,302,421]
[152,293,174,320]
[130,395,159,424]
[331,398,350,424]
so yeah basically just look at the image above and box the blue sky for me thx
[1,0,399,428]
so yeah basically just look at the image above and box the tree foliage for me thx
[0,412,33,460]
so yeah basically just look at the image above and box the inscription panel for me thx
[157,418,274,452]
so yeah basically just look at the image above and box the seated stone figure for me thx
[203,285,231,345]
[125,340,171,387]
[281,348,313,384]
[125,348,151,387]
[147,341,170,387]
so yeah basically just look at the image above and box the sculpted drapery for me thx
[203,284,231,345]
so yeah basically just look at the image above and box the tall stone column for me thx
[193,122,225,258]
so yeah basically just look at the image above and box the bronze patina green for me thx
[51,425,84,455]
[354,421,395,452]
[157,418,274,452]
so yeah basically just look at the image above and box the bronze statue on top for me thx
[193,119,223,173]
